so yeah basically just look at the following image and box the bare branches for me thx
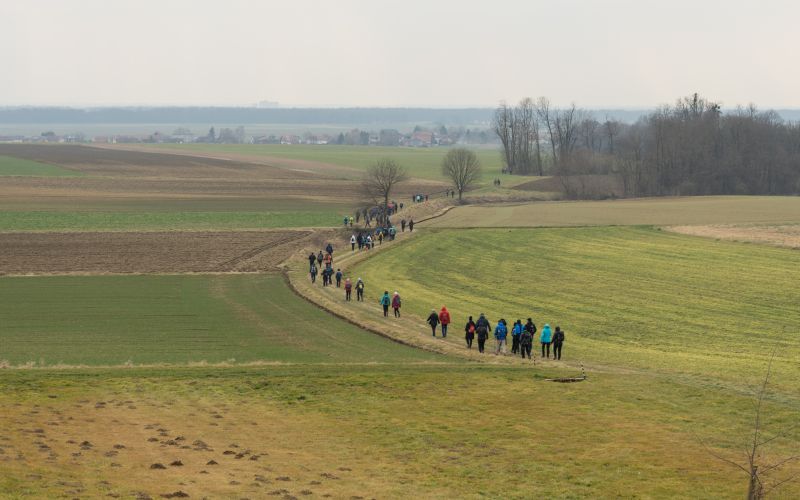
[360,158,407,224]
[441,148,482,202]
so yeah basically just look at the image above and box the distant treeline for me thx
[494,94,800,197]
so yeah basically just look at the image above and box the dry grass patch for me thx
[667,224,800,249]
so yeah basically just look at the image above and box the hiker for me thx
[511,319,523,354]
[350,234,356,251]
[323,252,332,269]
[399,202,404,210]
[389,226,396,240]
[308,252,317,271]
[309,263,317,284]
[366,235,372,249]
[379,291,391,317]
[475,313,491,353]
[520,323,533,359]
[343,216,348,226]
[524,317,537,338]
[408,219,414,232]
[494,319,508,355]
[326,243,334,255]
[438,306,451,338]
[356,278,365,301]
[552,326,565,360]
[540,323,553,359]
[378,231,383,245]
[464,316,476,349]
[349,216,354,227]
[427,309,440,336]
[344,278,352,301]
[335,268,342,287]
[391,291,401,317]
[401,219,406,232]
[316,250,324,267]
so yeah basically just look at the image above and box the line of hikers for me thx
[453,314,565,360]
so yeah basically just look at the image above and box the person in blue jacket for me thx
[540,323,553,358]
[379,291,391,317]
[494,319,508,355]
[510,319,523,354]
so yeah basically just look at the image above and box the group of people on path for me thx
[461,314,564,359]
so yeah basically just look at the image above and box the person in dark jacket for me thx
[475,313,491,353]
[552,326,565,360]
[510,319,523,354]
[401,219,406,232]
[316,250,324,267]
[344,278,352,301]
[408,219,414,232]
[391,292,401,317]
[309,263,317,283]
[325,243,334,255]
[524,318,537,337]
[520,325,533,359]
[308,252,317,271]
[464,316,476,349]
[427,309,440,336]
[335,269,343,287]
[356,278,365,301]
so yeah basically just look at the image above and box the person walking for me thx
[408,219,414,232]
[308,252,317,271]
[520,324,533,360]
[355,278,365,301]
[494,319,508,355]
[475,313,491,353]
[524,317,537,338]
[511,319,523,355]
[349,216,354,227]
[323,252,332,269]
[378,231,383,245]
[540,323,553,359]
[335,268,343,287]
[438,306,451,338]
[391,291,402,317]
[316,250,324,268]
[366,235,372,249]
[344,278,352,301]
[350,234,356,251]
[379,291,391,317]
[552,326,565,360]
[464,316,476,349]
[309,263,317,284]
[426,309,440,336]
[325,243,334,255]
[401,219,406,232]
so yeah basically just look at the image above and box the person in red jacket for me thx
[438,306,451,338]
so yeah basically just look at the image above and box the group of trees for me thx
[494,94,800,198]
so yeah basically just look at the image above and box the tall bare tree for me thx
[361,158,407,224]
[493,103,516,173]
[441,148,482,201]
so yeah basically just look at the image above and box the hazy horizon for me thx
[3,0,799,109]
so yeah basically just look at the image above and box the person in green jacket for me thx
[379,291,391,317]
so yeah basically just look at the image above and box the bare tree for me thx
[361,159,407,225]
[493,103,516,173]
[699,349,799,499]
[441,148,482,202]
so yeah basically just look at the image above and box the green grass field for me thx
[146,144,505,181]
[0,154,83,177]
[351,226,800,391]
[0,274,439,366]
[0,211,342,231]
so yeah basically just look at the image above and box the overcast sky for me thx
[2,0,798,108]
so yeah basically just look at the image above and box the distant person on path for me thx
[401,219,406,232]
[344,278,352,301]
[326,243,334,255]
[316,251,323,267]
[335,268,343,287]
[366,235,372,249]
[520,324,533,359]
[343,216,348,226]
[552,326,565,360]
[399,202,404,210]
[427,309,440,336]
[350,234,356,251]
[391,291,402,317]
[511,319,523,355]
[379,291,391,317]
[524,317,537,338]
[464,316,476,349]
[438,306,451,338]
[475,313,491,353]
[540,323,553,359]
[310,263,317,284]
[408,219,414,232]
[378,232,383,245]
[494,319,508,355]
[349,216,354,227]
[356,278,365,301]
[308,252,317,271]
[323,252,332,269]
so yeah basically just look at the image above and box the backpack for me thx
[468,324,475,333]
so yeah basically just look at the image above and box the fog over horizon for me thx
[2,0,799,109]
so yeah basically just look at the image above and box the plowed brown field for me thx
[0,230,311,275]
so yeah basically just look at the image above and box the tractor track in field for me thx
[213,230,311,272]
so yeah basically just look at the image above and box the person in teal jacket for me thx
[379,291,391,317]
[494,319,508,355]
[540,323,553,358]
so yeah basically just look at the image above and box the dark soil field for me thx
[0,230,311,274]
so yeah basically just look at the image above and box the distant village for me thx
[0,125,496,147]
